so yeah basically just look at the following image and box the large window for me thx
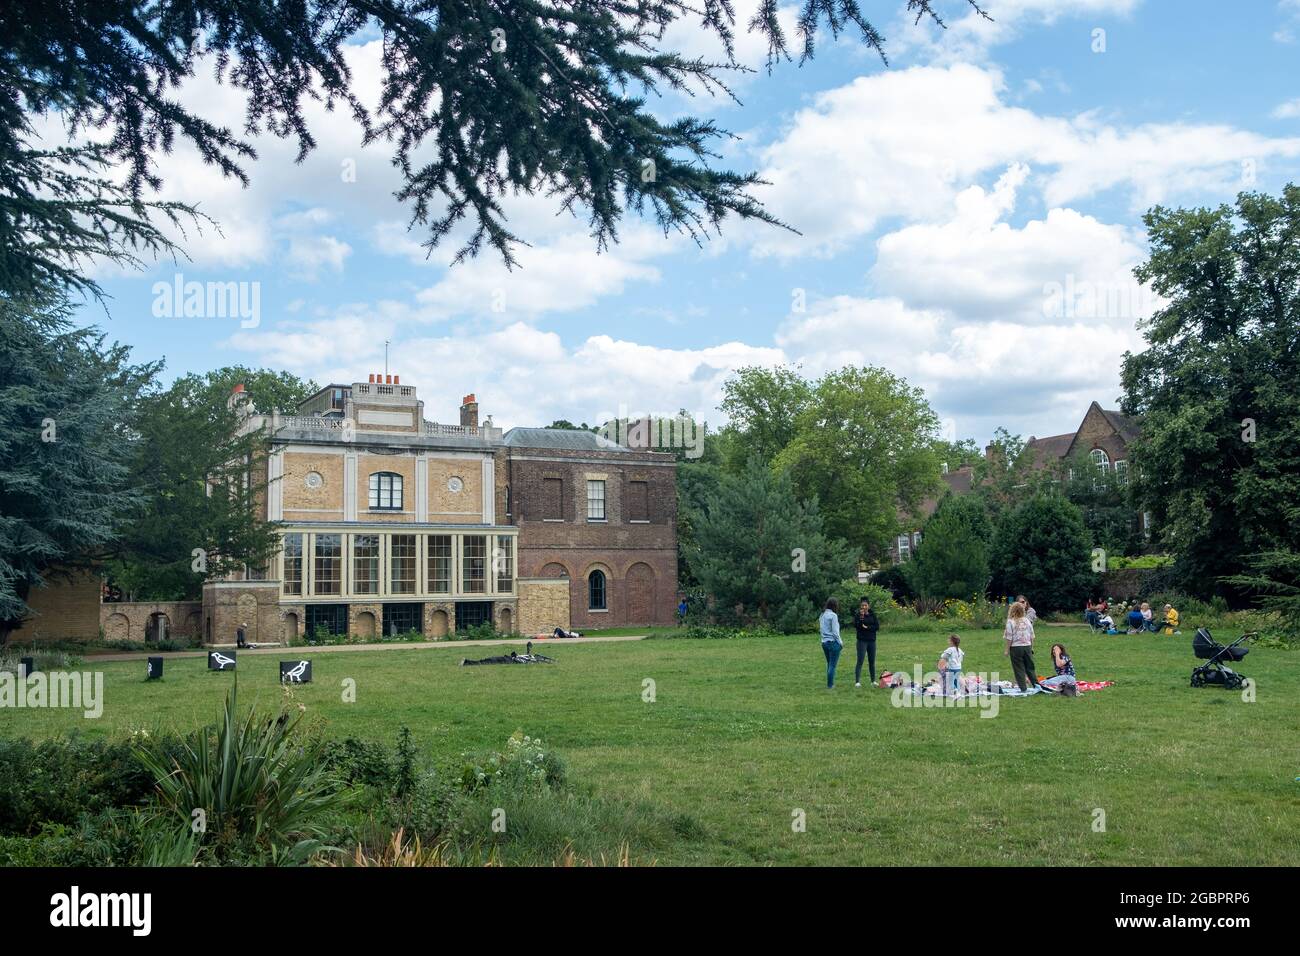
[627,480,649,522]
[897,534,911,562]
[427,535,452,594]
[282,533,303,595]
[313,534,342,595]
[1090,448,1110,473]
[352,534,380,594]
[368,472,403,510]
[542,477,563,520]
[462,535,487,593]
[587,479,606,520]
[495,535,515,593]
[1115,459,1129,485]
[588,569,607,610]
[390,534,417,594]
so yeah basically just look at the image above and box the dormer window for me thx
[368,472,403,510]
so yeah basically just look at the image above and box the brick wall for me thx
[101,601,203,642]
[508,447,678,627]
[517,578,571,634]
[21,570,101,641]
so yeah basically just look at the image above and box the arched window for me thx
[369,472,403,510]
[1089,448,1110,473]
[588,570,607,610]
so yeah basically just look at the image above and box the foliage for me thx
[1,0,984,288]
[685,457,855,633]
[458,731,566,794]
[0,734,183,835]
[1107,554,1174,570]
[133,687,343,864]
[870,565,917,602]
[105,366,316,602]
[718,365,814,469]
[1122,185,1300,602]
[0,294,158,639]
[1221,546,1300,643]
[1061,449,1145,556]
[988,494,1093,612]
[909,493,991,600]
[828,581,901,629]
[773,366,945,559]
[649,623,784,640]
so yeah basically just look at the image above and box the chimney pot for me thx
[232,383,245,394]
[368,373,375,383]
[394,375,400,385]
[459,393,480,429]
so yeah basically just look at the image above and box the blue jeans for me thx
[944,668,963,695]
[822,640,842,688]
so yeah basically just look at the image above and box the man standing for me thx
[236,622,248,648]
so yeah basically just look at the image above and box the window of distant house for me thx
[1090,448,1110,473]
[369,472,403,510]
[427,535,452,594]
[587,480,606,520]
[1114,459,1128,485]
[390,534,417,594]
[543,477,563,520]
[897,535,911,562]
[283,533,303,596]
[627,480,649,522]
[462,535,487,593]
[588,570,607,610]
[353,534,380,594]
[495,535,514,593]
[313,534,342,595]
[912,532,922,549]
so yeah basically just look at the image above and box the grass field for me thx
[2,626,1297,866]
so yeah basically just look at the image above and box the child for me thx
[938,634,964,696]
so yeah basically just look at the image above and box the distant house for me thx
[886,402,1145,565]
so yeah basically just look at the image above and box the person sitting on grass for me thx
[1041,642,1079,696]
[1051,643,1075,677]
[938,634,964,696]
[1161,603,1180,635]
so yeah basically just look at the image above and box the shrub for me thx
[649,623,782,640]
[0,735,183,836]
[869,565,916,602]
[135,688,344,864]
[829,580,900,628]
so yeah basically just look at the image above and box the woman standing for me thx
[1003,601,1038,691]
[852,597,880,687]
[819,598,843,689]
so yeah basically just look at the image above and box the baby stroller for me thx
[1190,628,1253,690]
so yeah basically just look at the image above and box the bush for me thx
[135,687,344,865]
[0,735,183,836]
[869,566,916,602]
[829,580,900,628]
[650,623,782,640]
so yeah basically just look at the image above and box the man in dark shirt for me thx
[852,598,880,687]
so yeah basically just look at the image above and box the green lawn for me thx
[3,627,1296,865]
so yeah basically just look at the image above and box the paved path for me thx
[85,634,647,664]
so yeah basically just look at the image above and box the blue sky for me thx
[71,0,1300,443]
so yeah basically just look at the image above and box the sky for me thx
[66,0,1300,444]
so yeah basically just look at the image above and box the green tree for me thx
[685,458,854,632]
[910,494,990,600]
[106,367,317,601]
[773,366,943,560]
[1121,186,1300,601]
[0,294,158,639]
[718,365,813,470]
[1061,449,1144,558]
[1,0,985,294]
[988,494,1093,612]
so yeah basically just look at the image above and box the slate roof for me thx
[502,427,630,452]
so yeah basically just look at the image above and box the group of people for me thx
[818,594,1073,694]
[1084,598,1179,635]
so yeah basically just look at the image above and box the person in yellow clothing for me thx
[1161,604,1180,635]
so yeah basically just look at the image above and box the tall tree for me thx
[718,365,813,469]
[910,493,990,600]
[1122,186,1300,601]
[686,458,854,632]
[773,366,943,560]
[1,0,987,295]
[106,367,317,601]
[0,294,157,639]
[988,493,1092,612]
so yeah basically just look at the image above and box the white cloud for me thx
[1273,97,1300,118]
[745,63,1300,258]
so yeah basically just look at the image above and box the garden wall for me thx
[100,601,203,643]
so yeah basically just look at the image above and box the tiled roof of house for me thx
[502,427,630,452]
[1024,431,1076,460]
[1101,407,1141,444]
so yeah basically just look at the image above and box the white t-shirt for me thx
[940,646,965,670]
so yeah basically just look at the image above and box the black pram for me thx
[1190,627,1252,690]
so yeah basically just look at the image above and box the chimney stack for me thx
[369,373,375,383]
[460,393,479,428]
